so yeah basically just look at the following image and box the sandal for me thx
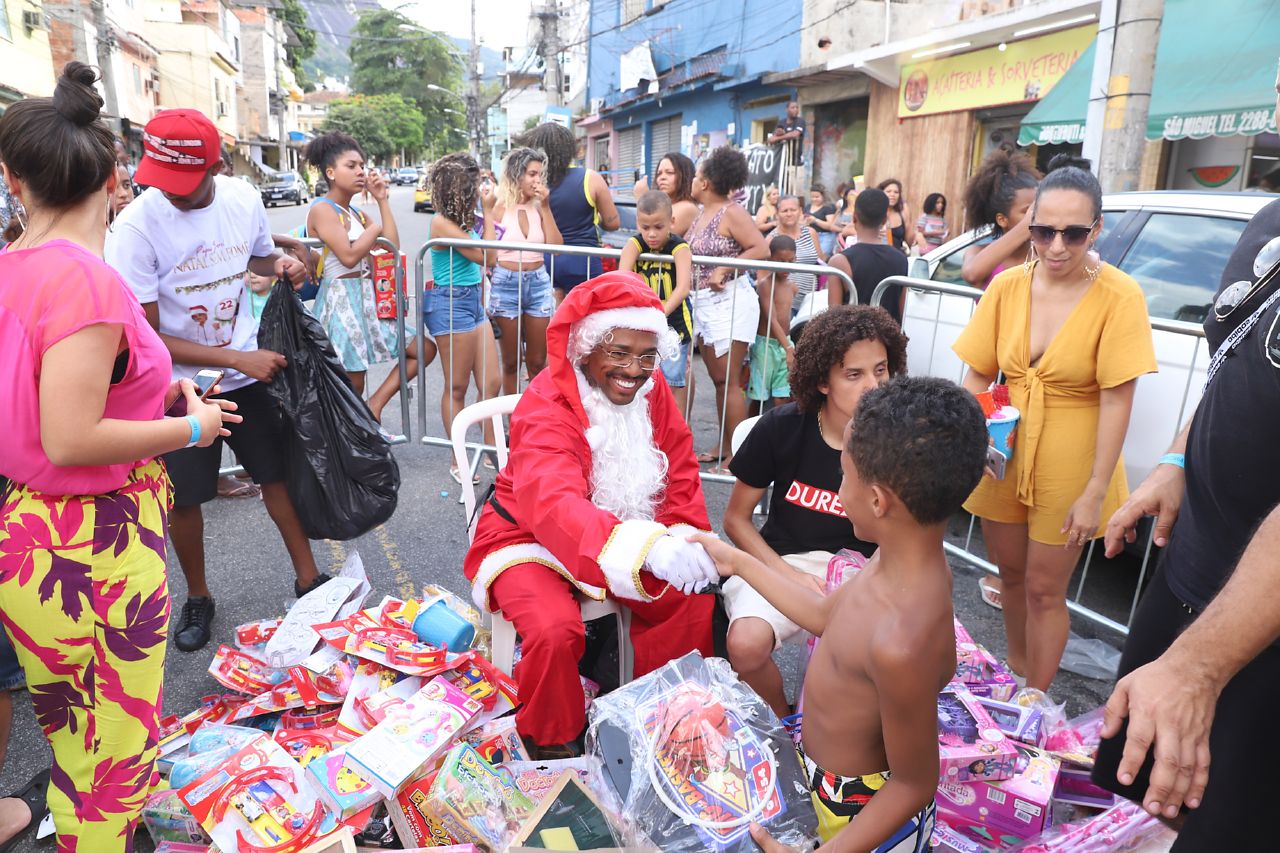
[216,475,261,498]
[696,450,724,465]
[0,768,50,853]
[450,466,480,486]
[978,576,1003,610]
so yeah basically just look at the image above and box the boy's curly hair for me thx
[849,376,987,525]
[431,151,480,232]
[791,306,908,413]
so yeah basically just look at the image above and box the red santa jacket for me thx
[461,368,710,612]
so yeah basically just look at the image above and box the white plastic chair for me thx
[450,395,633,685]
[730,415,767,516]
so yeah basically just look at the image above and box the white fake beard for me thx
[578,372,668,521]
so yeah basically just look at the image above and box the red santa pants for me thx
[489,561,715,746]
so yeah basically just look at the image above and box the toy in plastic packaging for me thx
[1053,764,1116,810]
[209,645,289,695]
[976,697,1044,746]
[937,684,1019,783]
[237,618,284,649]
[141,789,212,845]
[257,278,400,541]
[343,677,483,797]
[1008,798,1176,852]
[586,651,817,852]
[935,743,1060,846]
[509,770,622,850]
[152,843,213,853]
[387,742,533,851]
[177,732,325,853]
[305,746,382,820]
[169,724,265,789]
[462,716,528,765]
[931,820,992,853]
[503,757,609,807]
[1042,706,1105,768]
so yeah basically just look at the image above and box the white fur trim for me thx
[597,519,668,601]
[471,542,607,611]
[667,523,715,541]
[576,305,669,342]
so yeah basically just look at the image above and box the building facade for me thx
[0,0,57,110]
[580,0,802,192]
[145,0,242,147]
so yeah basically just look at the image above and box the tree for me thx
[348,9,465,155]
[323,95,427,164]
[278,0,317,82]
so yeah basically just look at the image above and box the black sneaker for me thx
[173,596,215,652]
[294,572,332,599]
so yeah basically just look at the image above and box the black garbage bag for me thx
[257,280,400,540]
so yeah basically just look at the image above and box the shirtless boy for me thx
[696,376,987,852]
[748,234,798,410]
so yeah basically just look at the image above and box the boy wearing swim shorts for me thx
[748,234,798,409]
[696,376,987,852]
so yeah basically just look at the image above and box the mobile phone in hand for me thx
[987,445,1007,480]
[166,369,224,417]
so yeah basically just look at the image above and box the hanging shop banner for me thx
[899,24,1096,119]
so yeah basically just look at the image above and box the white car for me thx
[794,191,1272,489]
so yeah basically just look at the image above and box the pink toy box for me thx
[1053,765,1116,809]
[976,697,1044,746]
[954,620,1017,701]
[937,684,1019,784]
[343,677,482,798]
[936,743,1060,847]
[305,746,382,820]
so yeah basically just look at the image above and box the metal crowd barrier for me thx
[219,235,413,478]
[412,237,857,487]
[870,275,1210,636]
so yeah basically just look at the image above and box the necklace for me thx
[817,407,836,448]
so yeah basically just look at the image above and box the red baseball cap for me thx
[135,109,221,196]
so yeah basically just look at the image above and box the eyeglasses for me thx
[1028,219,1098,248]
[599,349,661,370]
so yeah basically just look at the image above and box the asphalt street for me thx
[1,184,1132,849]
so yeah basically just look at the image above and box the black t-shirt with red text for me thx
[728,402,875,558]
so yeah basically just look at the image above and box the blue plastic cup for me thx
[986,406,1020,458]
[412,599,476,652]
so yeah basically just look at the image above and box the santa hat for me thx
[545,271,672,431]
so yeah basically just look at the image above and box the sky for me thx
[396,0,536,52]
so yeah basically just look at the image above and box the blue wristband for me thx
[1158,452,1185,468]
[184,414,201,449]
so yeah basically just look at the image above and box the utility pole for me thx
[90,0,122,133]
[1086,0,1164,192]
[468,0,484,162]
[534,3,564,107]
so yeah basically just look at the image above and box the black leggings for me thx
[1093,569,1280,851]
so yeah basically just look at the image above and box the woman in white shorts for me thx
[686,147,768,472]
[722,305,908,718]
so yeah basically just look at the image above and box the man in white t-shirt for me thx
[106,108,320,653]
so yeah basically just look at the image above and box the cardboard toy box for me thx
[343,677,482,797]
[305,746,382,820]
[937,684,1019,784]
[389,743,533,851]
[954,620,1017,701]
[936,743,1060,847]
[976,696,1044,746]
[1053,764,1116,809]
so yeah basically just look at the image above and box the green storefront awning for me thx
[1146,0,1280,140]
[1020,0,1280,146]
[1019,41,1095,147]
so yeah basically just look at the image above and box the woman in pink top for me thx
[490,147,563,395]
[0,63,234,853]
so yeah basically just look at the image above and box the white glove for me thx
[645,535,718,594]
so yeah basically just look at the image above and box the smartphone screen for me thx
[166,370,223,417]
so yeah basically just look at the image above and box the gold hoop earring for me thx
[1023,242,1038,272]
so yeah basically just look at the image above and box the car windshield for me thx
[268,173,294,185]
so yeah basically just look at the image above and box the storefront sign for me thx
[899,25,1096,119]
[1157,109,1277,140]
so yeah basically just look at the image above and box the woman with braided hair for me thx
[427,152,502,483]
[961,150,1040,289]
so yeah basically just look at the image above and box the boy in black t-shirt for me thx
[723,305,909,718]
[829,188,908,324]
[621,190,693,416]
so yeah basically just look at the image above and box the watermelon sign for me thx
[1189,166,1240,188]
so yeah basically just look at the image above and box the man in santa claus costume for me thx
[463,271,719,757]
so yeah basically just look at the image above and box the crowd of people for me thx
[1,58,1279,853]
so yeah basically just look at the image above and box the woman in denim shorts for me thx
[426,153,503,483]
[490,147,562,394]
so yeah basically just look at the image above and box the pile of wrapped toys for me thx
[133,553,1176,852]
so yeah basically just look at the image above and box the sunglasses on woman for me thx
[1028,219,1098,248]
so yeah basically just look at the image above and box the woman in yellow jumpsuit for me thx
[953,158,1156,692]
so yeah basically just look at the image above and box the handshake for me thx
[644,534,720,594]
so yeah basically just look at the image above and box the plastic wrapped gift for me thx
[388,743,534,850]
[1008,798,1176,851]
[586,651,817,852]
[141,789,211,846]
